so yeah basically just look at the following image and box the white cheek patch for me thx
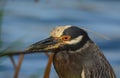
[65,36,83,44]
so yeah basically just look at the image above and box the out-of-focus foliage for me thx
[0,0,6,48]
[0,38,24,63]
[0,10,2,47]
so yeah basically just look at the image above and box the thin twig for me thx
[43,53,54,78]
[0,50,45,57]
[14,54,24,78]
[9,55,16,69]
[0,50,53,78]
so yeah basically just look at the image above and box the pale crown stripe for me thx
[50,25,71,37]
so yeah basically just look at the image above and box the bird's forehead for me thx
[50,25,71,37]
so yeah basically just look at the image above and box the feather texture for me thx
[53,40,116,78]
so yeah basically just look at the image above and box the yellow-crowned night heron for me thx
[28,25,116,78]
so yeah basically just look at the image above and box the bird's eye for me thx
[61,35,71,41]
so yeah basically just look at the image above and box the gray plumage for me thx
[27,25,116,78]
[53,40,116,78]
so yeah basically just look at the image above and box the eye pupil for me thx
[65,37,68,39]
[62,36,71,41]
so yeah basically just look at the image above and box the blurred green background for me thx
[0,0,120,78]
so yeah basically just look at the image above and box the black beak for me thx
[26,37,58,52]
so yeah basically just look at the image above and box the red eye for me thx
[61,35,71,41]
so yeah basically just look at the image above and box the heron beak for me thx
[26,37,60,52]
